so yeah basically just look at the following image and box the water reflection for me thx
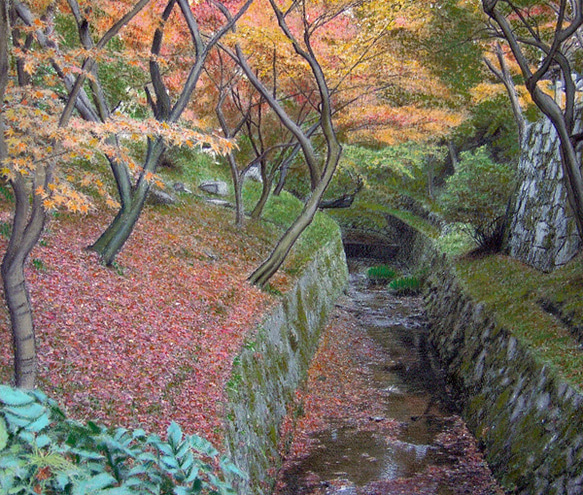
[276,261,460,494]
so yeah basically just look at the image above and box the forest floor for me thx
[0,196,512,494]
[0,198,292,447]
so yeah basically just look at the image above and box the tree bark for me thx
[2,248,38,389]
[483,42,527,144]
[1,172,50,388]
[250,161,272,220]
[482,0,583,238]
[246,0,343,287]
[91,0,253,263]
[249,141,342,287]
[0,0,40,388]
[90,138,164,264]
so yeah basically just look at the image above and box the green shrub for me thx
[366,265,397,283]
[0,385,245,494]
[438,146,515,252]
[389,276,421,296]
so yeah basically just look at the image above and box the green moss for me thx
[494,388,512,413]
[454,255,583,391]
[386,209,440,239]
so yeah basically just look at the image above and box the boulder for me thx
[199,180,229,196]
[173,182,192,194]
[147,188,177,205]
[244,165,263,183]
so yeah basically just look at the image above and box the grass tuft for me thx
[366,265,397,283]
[389,275,421,295]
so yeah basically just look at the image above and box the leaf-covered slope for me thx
[0,198,288,446]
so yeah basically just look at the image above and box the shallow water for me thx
[274,262,498,494]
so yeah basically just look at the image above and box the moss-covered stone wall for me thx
[506,115,582,272]
[425,253,583,495]
[222,230,348,495]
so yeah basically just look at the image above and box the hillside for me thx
[0,196,297,446]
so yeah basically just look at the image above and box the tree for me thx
[483,42,527,143]
[482,0,583,238]
[439,146,515,252]
[2,0,160,389]
[88,0,252,265]
[205,47,302,226]
[228,0,343,287]
[2,0,224,388]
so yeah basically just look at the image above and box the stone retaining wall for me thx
[222,231,349,495]
[506,116,581,271]
[425,253,583,495]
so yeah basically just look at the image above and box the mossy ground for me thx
[455,254,583,389]
[388,207,583,391]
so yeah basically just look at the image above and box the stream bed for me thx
[273,262,504,495]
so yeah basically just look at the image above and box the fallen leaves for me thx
[273,291,505,495]
[0,200,278,448]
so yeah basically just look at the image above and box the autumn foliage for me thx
[0,199,283,445]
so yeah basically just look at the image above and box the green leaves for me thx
[0,417,8,450]
[438,146,515,250]
[0,385,37,407]
[0,384,244,494]
[0,386,51,435]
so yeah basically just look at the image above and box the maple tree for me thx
[225,0,344,287]
[205,48,302,226]
[482,0,583,237]
[87,0,252,265]
[1,0,159,389]
[1,0,240,388]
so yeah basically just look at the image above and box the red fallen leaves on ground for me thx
[0,202,280,446]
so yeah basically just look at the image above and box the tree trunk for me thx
[228,158,244,228]
[90,138,164,264]
[249,140,342,287]
[2,256,36,388]
[0,0,41,389]
[1,174,49,388]
[447,141,458,172]
[251,160,272,220]
[483,43,527,144]
[91,182,152,265]
[427,155,435,200]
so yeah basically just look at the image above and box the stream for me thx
[273,261,503,495]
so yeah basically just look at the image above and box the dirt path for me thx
[273,271,505,495]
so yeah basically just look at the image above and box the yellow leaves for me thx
[106,197,121,209]
[42,198,57,211]
[0,167,14,180]
[35,186,48,199]
[23,60,36,76]
[41,182,93,214]
[471,82,506,104]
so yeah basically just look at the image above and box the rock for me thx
[199,180,229,196]
[244,165,263,183]
[506,112,582,271]
[173,182,192,194]
[147,188,177,205]
[205,198,231,208]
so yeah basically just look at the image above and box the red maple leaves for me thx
[0,201,277,447]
